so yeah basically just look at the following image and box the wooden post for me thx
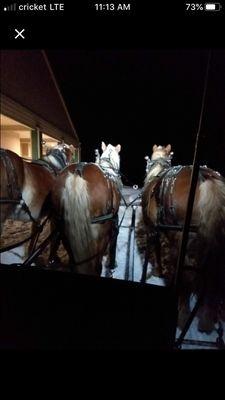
[76,146,81,162]
[39,131,43,158]
[31,127,42,159]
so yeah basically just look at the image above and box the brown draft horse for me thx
[141,144,225,333]
[50,142,122,276]
[0,143,75,255]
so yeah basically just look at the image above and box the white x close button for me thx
[14,28,25,39]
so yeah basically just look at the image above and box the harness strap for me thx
[30,148,69,174]
[155,166,185,227]
[145,166,200,235]
[100,157,120,175]
[75,162,88,176]
[157,223,198,232]
[146,156,172,174]
[0,198,22,204]
[19,199,39,223]
[30,159,58,175]
[91,213,115,224]
[91,178,118,224]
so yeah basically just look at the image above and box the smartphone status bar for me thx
[2,2,65,14]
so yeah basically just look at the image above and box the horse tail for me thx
[62,172,94,266]
[198,177,225,246]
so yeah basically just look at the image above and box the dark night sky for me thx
[46,50,225,186]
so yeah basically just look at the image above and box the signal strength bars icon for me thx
[4,3,17,11]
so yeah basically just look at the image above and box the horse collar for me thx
[51,149,67,168]
[147,157,172,173]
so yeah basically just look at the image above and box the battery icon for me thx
[204,3,222,10]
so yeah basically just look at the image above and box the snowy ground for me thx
[0,246,25,265]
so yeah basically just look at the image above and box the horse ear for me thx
[153,145,157,152]
[166,144,171,154]
[101,141,107,151]
[115,144,121,153]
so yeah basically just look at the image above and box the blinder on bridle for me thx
[145,151,174,174]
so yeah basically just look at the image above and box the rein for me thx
[0,215,50,253]
[30,159,59,175]
[0,198,37,223]
[145,156,172,176]
[100,157,119,174]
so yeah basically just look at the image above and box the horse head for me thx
[100,141,121,174]
[46,142,76,169]
[151,144,173,161]
[145,144,173,182]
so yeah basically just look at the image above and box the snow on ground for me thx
[0,245,25,265]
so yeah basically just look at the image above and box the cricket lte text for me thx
[18,3,65,11]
